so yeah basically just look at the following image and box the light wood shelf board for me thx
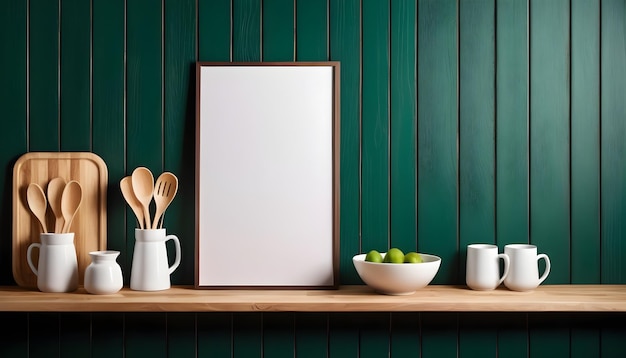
[0,285,624,312]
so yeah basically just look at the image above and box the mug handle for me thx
[27,243,41,276]
[165,235,181,275]
[497,253,510,285]
[537,253,551,284]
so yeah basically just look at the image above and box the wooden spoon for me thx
[26,183,48,233]
[131,167,154,229]
[61,180,82,233]
[152,172,178,229]
[47,177,66,233]
[120,176,145,229]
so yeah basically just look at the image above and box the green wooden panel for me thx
[0,0,27,285]
[233,313,262,358]
[495,1,529,353]
[29,313,60,358]
[360,313,391,358]
[296,0,328,61]
[198,0,231,61]
[601,0,626,284]
[263,313,295,358]
[421,313,458,358]
[60,313,91,357]
[361,0,389,254]
[529,314,570,358]
[0,313,27,357]
[60,0,91,151]
[496,0,529,248]
[263,0,294,61]
[164,0,196,285]
[197,312,232,357]
[390,0,417,251]
[459,313,497,358]
[571,328,600,358]
[571,0,600,284]
[92,313,125,358]
[530,0,570,284]
[417,0,458,284]
[600,314,626,358]
[29,0,59,151]
[459,0,495,283]
[92,0,127,275]
[167,313,196,357]
[233,0,260,62]
[497,313,528,358]
[295,313,328,358]
[390,313,420,357]
[328,313,359,357]
[125,313,167,358]
[330,0,361,284]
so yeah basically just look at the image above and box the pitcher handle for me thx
[537,253,551,284]
[166,235,181,275]
[27,243,41,276]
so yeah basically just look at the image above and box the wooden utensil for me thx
[26,183,48,233]
[120,176,145,229]
[47,177,66,233]
[152,172,178,229]
[131,167,154,229]
[61,180,82,233]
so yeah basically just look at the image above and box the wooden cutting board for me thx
[12,152,108,288]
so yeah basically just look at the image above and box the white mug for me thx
[466,244,510,290]
[130,229,181,291]
[27,233,78,292]
[503,244,550,291]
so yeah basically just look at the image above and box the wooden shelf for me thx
[1,285,625,312]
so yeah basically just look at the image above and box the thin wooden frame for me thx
[195,62,340,289]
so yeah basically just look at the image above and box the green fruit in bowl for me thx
[404,252,423,263]
[383,248,405,263]
[365,250,383,263]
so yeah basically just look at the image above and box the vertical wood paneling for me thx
[164,0,196,285]
[330,0,361,285]
[167,313,196,357]
[0,313,27,357]
[530,0,570,284]
[295,313,328,358]
[421,313,458,358]
[390,0,417,251]
[60,0,91,151]
[92,313,125,358]
[390,313,420,358]
[198,0,231,61]
[233,313,262,358]
[571,0,600,284]
[296,0,328,61]
[328,313,359,357]
[601,0,626,284]
[197,312,232,357]
[361,0,389,254]
[263,0,294,61]
[233,0,260,61]
[0,0,27,285]
[29,313,60,358]
[359,313,391,358]
[496,0,529,248]
[417,0,458,284]
[60,313,91,357]
[263,313,295,358]
[29,0,59,151]
[125,313,167,357]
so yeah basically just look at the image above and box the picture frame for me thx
[195,62,340,289]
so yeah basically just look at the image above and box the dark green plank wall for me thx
[1,0,626,357]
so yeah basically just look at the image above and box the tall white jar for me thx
[84,250,123,294]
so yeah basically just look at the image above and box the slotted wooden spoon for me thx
[152,172,178,229]
[61,180,82,233]
[47,177,66,233]
[26,183,48,233]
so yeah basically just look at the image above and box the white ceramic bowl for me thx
[352,253,441,295]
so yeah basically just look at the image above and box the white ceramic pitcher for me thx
[27,233,78,292]
[130,229,181,291]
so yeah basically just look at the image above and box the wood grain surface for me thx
[12,152,108,288]
[0,285,624,312]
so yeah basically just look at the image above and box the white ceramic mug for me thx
[27,233,78,293]
[130,229,181,291]
[503,244,550,291]
[466,244,510,290]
